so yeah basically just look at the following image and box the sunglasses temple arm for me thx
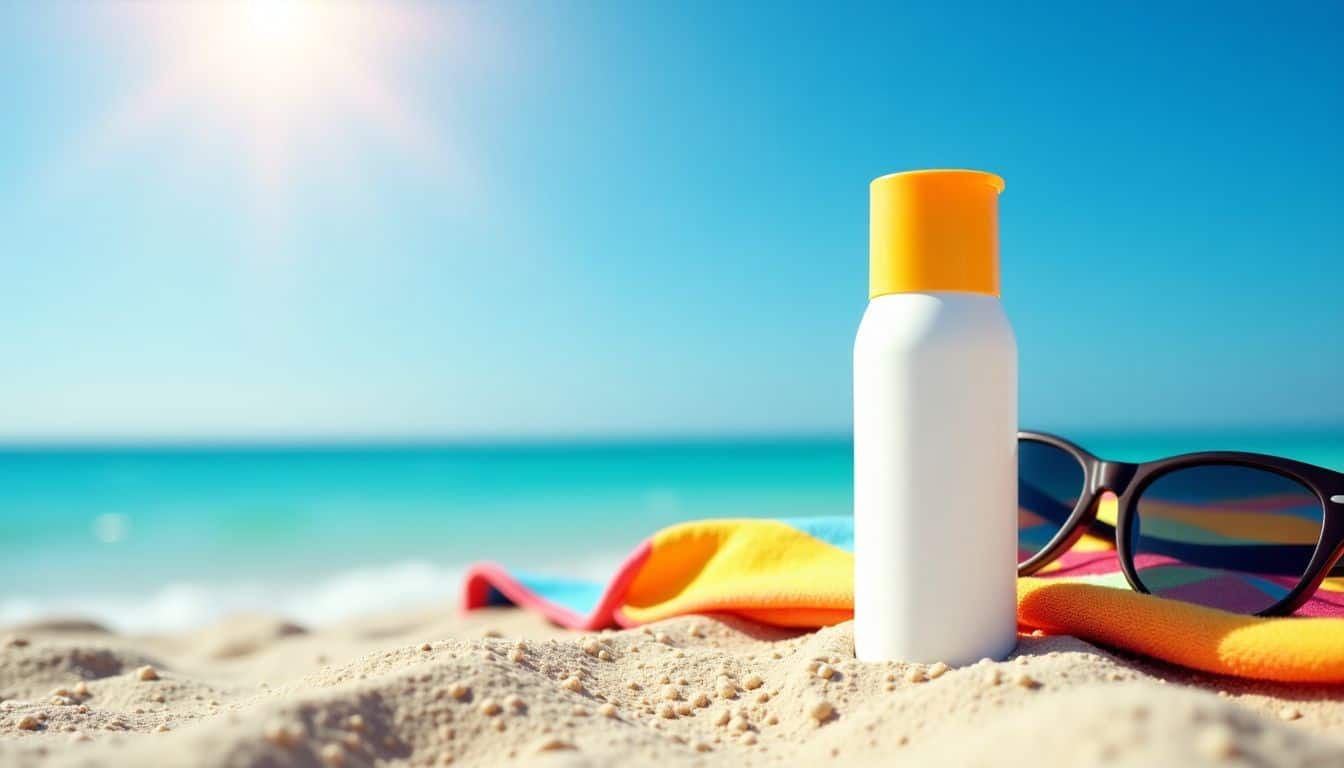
[1087,517,1116,539]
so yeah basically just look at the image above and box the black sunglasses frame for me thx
[1017,430,1344,616]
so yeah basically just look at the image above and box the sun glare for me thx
[93,0,450,199]
[242,0,316,57]
[247,0,303,35]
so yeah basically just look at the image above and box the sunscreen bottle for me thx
[853,169,1018,665]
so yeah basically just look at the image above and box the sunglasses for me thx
[1017,430,1344,616]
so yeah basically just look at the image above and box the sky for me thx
[1,0,1341,441]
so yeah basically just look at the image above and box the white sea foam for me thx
[1,553,628,634]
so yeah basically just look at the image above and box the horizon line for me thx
[1,422,1342,450]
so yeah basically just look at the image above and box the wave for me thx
[0,554,628,634]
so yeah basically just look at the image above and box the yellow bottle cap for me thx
[869,169,1005,299]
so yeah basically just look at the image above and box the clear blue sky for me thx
[1,1,1341,441]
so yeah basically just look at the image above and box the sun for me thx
[91,0,451,198]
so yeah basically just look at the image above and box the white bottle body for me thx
[853,291,1018,665]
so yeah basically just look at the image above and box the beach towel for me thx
[462,503,1344,684]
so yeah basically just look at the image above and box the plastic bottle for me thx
[853,169,1018,665]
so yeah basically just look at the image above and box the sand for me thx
[2,606,1343,767]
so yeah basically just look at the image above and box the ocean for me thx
[3,431,1342,632]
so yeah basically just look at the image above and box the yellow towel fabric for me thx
[625,520,1344,683]
[1017,578,1344,683]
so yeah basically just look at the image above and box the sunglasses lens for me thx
[1130,464,1323,614]
[1018,440,1085,563]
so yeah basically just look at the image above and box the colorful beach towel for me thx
[462,507,1344,684]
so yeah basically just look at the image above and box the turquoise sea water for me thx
[3,432,1341,632]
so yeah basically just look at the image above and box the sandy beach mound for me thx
[2,608,1342,766]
